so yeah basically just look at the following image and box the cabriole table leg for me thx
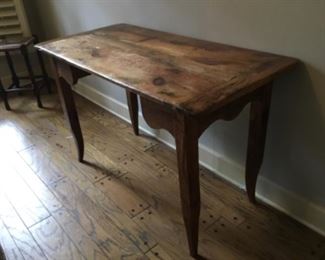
[51,59,84,162]
[175,112,201,258]
[245,83,272,203]
[140,97,202,257]
[126,90,139,136]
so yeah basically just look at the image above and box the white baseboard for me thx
[73,81,325,237]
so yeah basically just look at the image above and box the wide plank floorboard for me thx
[0,92,324,260]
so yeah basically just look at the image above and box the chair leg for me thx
[5,51,20,89]
[33,35,51,93]
[37,50,51,93]
[0,80,10,110]
[21,46,43,108]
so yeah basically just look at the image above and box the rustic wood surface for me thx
[0,92,324,259]
[36,24,299,257]
[36,23,297,115]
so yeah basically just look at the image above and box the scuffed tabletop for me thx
[36,23,297,114]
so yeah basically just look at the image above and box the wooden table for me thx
[36,24,297,258]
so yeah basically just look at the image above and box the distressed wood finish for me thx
[35,23,298,257]
[36,23,297,115]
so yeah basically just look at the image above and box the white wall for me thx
[27,0,325,233]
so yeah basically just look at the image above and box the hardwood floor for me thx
[0,92,324,260]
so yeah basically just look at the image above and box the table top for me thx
[36,23,297,115]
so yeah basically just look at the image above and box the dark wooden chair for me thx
[0,243,5,260]
[0,35,51,110]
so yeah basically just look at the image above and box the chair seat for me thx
[0,36,34,51]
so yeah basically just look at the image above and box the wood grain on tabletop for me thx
[36,23,297,115]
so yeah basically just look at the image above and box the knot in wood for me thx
[153,77,166,86]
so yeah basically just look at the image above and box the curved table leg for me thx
[126,90,139,135]
[52,60,84,162]
[245,84,272,203]
[175,113,200,258]
[141,98,201,257]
